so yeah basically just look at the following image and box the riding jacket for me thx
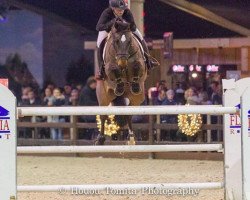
[96,7,137,32]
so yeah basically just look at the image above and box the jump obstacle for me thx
[0,78,250,200]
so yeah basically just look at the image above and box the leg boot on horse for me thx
[130,62,142,95]
[115,78,125,96]
[95,115,107,145]
[110,66,125,96]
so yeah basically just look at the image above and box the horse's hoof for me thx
[130,82,142,95]
[114,82,125,96]
[127,136,136,145]
[95,135,106,145]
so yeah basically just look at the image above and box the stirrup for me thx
[96,66,105,80]
[145,52,160,69]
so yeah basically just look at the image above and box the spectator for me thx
[209,81,222,141]
[78,76,98,107]
[148,80,167,104]
[175,82,185,105]
[46,83,55,93]
[41,87,54,138]
[153,88,167,105]
[43,88,54,106]
[63,84,72,105]
[78,76,98,140]
[210,81,222,105]
[69,89,79,106]
[161,89,178,141]
[26,90,41,106]
[199,91,212,105]
[19,86,32,106]
[48,88,66,140]
[76,83,83,92]
[184,87,200,105]
[197,91,212,142]
[18,89,41,138]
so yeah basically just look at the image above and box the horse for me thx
[95,19,147,145]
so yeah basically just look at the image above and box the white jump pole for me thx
[18,182,223,192]
[17,144,222,154]
[18,105,237,116]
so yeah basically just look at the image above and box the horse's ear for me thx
[114,21,119,30]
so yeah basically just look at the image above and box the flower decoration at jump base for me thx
[96,115,120,136]
[178,113,203,136]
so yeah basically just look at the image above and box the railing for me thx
[17,114,223,144]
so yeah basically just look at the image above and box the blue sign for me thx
[0,106,10,138]
[0,106,9,116]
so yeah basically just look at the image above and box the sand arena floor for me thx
[17,156,224,200]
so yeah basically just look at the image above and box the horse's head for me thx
[111,18,133,67]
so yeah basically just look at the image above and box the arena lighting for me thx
[0,14,6,22]
[0,3,8,22]
[191,72,198,78]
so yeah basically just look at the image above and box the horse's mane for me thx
[113,19,130,33]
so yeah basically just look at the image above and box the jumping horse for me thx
[95,18,148,145]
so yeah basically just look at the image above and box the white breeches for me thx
[133,29,144,41]
[97,31,108,48]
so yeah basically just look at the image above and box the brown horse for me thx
[95,19,147,145]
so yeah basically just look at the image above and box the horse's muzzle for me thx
[117,56,128,68]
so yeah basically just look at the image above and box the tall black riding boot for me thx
[97,47,105,80]
[141,40,159,70]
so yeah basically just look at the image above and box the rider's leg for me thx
[97,31,108,79]
[133,29,159,70]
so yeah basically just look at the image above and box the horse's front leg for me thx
[127,115,136,145]
[129,61,144,95]
[95,115,107,145]
[107,65,125,96]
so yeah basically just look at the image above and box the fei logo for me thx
[0,106,11,139]
[229,104,241,134]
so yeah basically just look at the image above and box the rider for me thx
[96,0,159,79]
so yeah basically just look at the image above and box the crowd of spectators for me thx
[147,80,222,141]
[18,76,98,140]
[17,76,222,142]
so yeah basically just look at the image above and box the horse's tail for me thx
[112,96,129,128]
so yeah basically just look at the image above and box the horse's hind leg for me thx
[95,115,107,145]
[127,115,136,145]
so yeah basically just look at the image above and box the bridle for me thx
[111,30,138,62]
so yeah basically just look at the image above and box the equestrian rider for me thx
[96,0,159,79]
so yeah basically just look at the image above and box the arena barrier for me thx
[0,78,250,200]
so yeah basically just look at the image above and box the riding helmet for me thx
[109,0,128,10]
